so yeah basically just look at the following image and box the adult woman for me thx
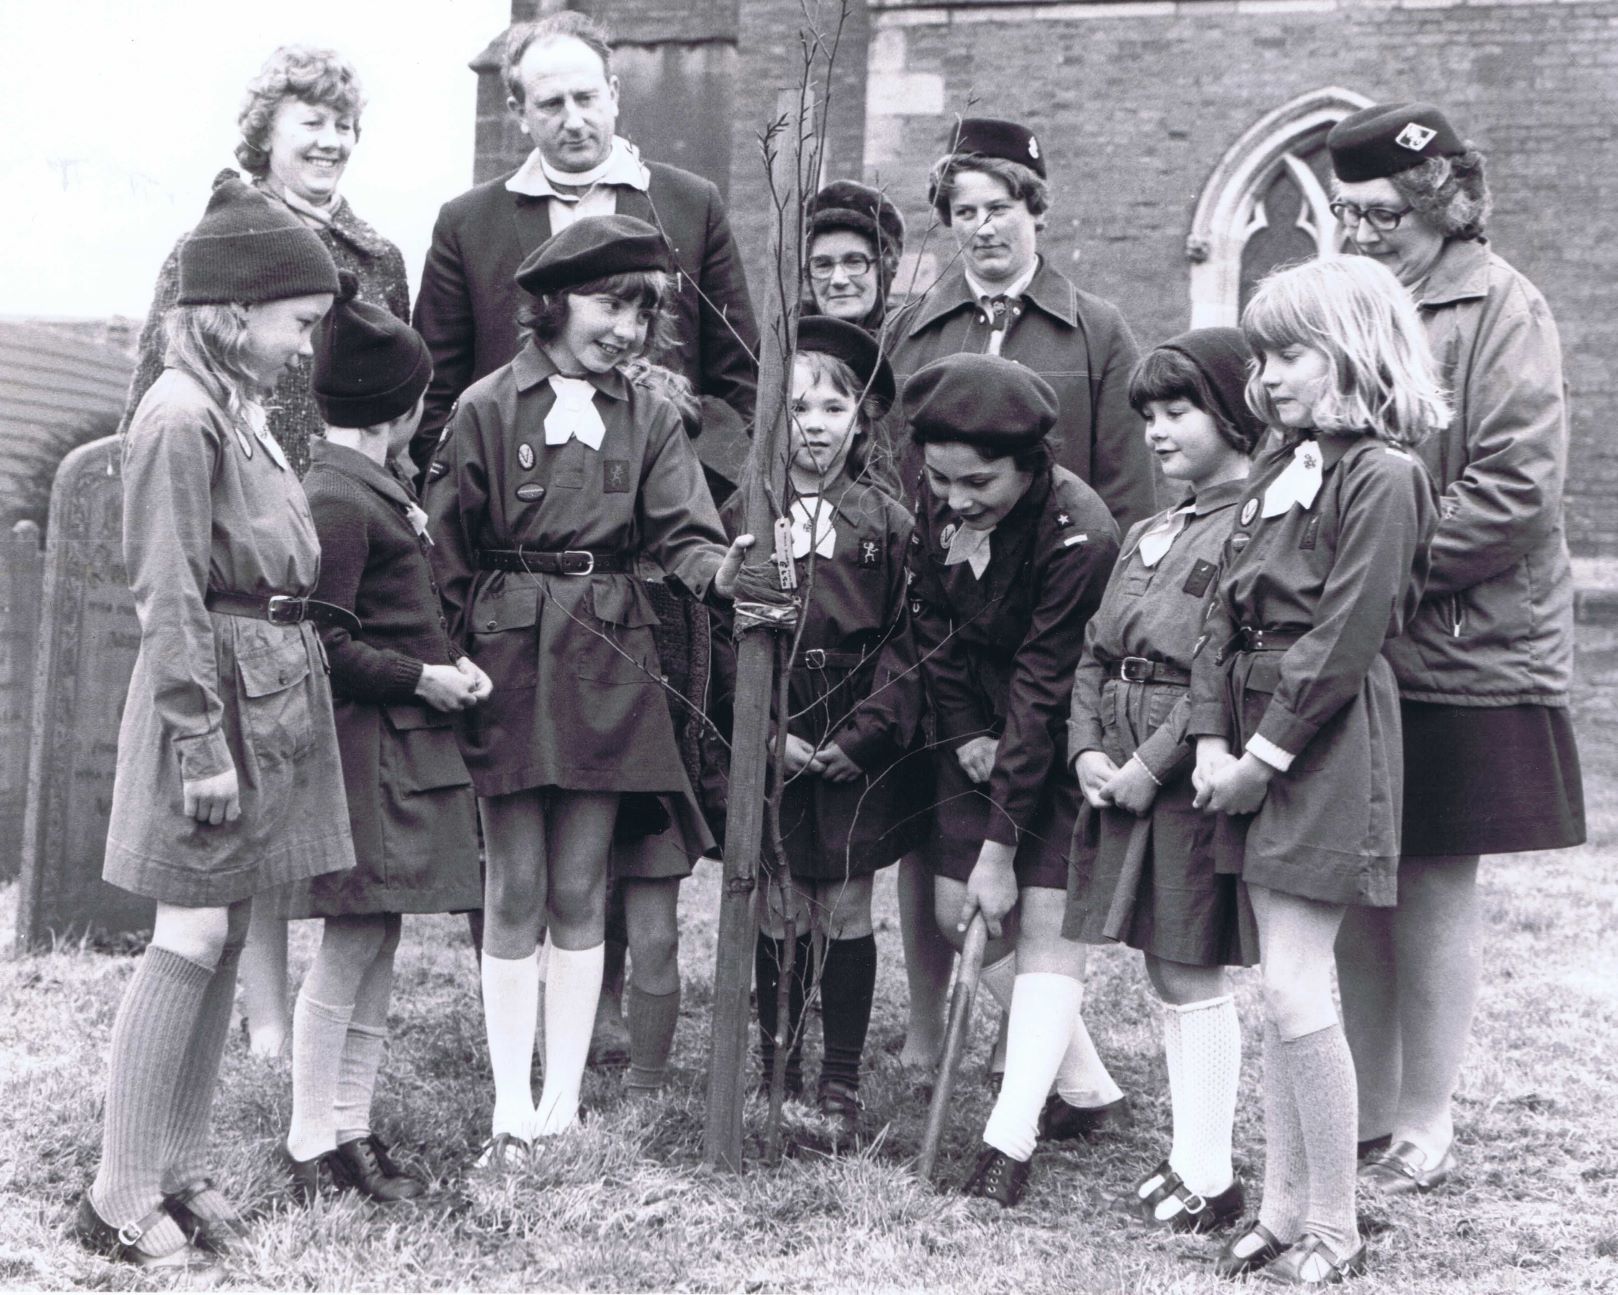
[116,45,411,1056]
[886,117,1156,532]
[1326,101,1585,1194]
[802,181,905,334]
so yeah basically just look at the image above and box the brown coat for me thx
[104,367,354,905]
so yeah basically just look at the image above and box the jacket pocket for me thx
[576,580,659,685]
[468,579,541,685]
[237,636,314,765]
[381,704,472,792]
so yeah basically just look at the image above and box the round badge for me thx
[1239,498,1258,526]
[517,443,535,470]
[515,482,546,502]
[940,522,958,548]
[1230,531,1251,553]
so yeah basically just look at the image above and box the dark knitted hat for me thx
[806,181,905,255]
[515,214,672,297]
[904,353,1058,452]
[177,173,340,305]
[797,316,896,415]
[1155,327,1265,454]
[312,272,433,428]
[944,117,1046,178]
[1328,102,1465,182]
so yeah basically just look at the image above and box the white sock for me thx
[977,951,1017,1010]
[533,942,604,1137]
[480,951,539,1139]
[1167,995,1241,1197]
[982,973,1083,1162]
[286,990,354,1161]
[1052,983,1125,1108]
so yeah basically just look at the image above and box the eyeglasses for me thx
[807,253,876,280]
[1329,201,1415,232]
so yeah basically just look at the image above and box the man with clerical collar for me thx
[886,117,1157,531]
[410,9,758,483]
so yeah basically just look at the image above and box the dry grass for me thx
[2,742,1615,1293]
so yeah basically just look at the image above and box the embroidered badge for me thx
[604,460,632,493]
[1192,632,1209,659]
[910,599,923,615]
[515,482,546,502]
[517,442,535,470]
[1062,533,1089,548]
[859,539,880,567]
[940,522,958,549]
[1229,531,1251,554]
[1056,512,1071,526]
[1028,135,1041,161]
[1396,122,1437,152]
[1240,498,1258,526]
[1182,559,1216,597]
[428,460,449,480]
[1299,515,1322,551]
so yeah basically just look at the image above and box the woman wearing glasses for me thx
[803,181,906,335]
[1326,102,1585,1199]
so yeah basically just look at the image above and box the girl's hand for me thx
[417,663,480,712]
[712,535,758,601]
[1104,756,1160,816]
[955,736,998,785]
[1074,749,1120,808]
[1192,737,1235,807]
[1202,752,1274,815]
[183,767,241,826]
[815,742,863,783]
[783,733,824,776]
[959,841,1019,939]
[455,656,494,704]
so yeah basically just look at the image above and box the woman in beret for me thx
[1326,102,1585,1197]
[903,352,1127,1207]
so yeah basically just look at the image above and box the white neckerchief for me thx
[945,523,994,579]
[544,375,607,450]
[1260,439,1325,519]
[788,496,837,560]
[237,402,289,470]
[1136,504,1195,568]
[505,137,651,198]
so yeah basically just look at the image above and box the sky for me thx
[0,0,511,320]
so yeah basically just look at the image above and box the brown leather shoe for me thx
[71,1193,219,1275]
[1036,1093,1132,1141]
[1117,1161,1244,1233]
[1359,1140,1456,1195]
[334,1134,427,1202]
[959,1144,1033,1208]
[1261,1233,1367,1285]
[163,1179,249,1252]
[1214,1220,1292,1278]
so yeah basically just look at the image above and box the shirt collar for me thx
[505,137,651,198]
[1412,237,1490,309]
[904,257,1079,336]
[511,340,629,401]
[1185,475,1248,516]
[964,258,1039,307]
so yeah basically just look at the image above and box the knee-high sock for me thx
[1165,996,1240,1197]
[481,950,539,1139]
[755,932,812,1091]
[533,943,604,1136]
[286,991,355,1161]
[982,973,1083,1162]
[626,983,680,1093]
[333,936,396,1144]
[160,940,244,1192]
[1257,1020,1309,1244]
[1284,1023,1361,1254]
[91,947,211,1254]
[1051,983,1124,1109]
[818,935,877,1091]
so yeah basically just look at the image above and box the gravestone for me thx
[17,436,151,947]
[1,521,44,880]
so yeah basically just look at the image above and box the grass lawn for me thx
[2,740,1614,1293]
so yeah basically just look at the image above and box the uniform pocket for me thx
[467,579,541,685]
[381,705,472,792]
[236,635,314,765]
[576,580,659,685]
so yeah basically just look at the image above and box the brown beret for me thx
[515,214,672,297]
[1328,102,1465,183]
[904,353,1058,452]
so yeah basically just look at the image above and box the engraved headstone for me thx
[18,436,151,947]
[1,520,44,880]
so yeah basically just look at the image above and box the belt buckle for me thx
[558,550,595,576]
[265,595,303,625]
[803,648,827,669]
[1119,656,1151,683]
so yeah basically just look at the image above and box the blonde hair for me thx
[1242,256,1449,446]
[162,303,267,431]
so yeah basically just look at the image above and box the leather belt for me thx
[1105,656,1190,686]
[475,548,630,575]
[1236,625,1307,651]
[794,648,866,670]
[205,591,360,634]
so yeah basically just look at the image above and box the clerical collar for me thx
[506,136,651,198]
[965,256,1039,308]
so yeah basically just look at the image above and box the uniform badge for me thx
[1192,632,1208,659]
[1299,515,1321,551]
[1240,498,1258,526]
[940,522,958,549]
[1229,531,1251,554]
[1028,135,1041,161]
[1062,532,1088,548]
[517,442,535,470]
[1056,512,1071,527]
[604,460,631,493]
[1396,122,1437,152]
[428,460,449,480]
[515,482,546,502]
[1182,559,1216,597]
[859,539,880,567]
[910,599,923,615]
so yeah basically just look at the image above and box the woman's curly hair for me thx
[235,45,366,176]
[1387,148,1491,241]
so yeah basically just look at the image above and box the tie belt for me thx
[1104,656,1190,686]
[1235,625,1308,652]
[205,591,360,634]
[475,548,631,575]
[793,648,867,670]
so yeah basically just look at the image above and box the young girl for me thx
[281,281,488,1201]
[74,177,348,1270]
[707,317,922,1144]
[1189,256,1443,1284]
[903,353,1128,1207]
[1066,328,1264,1232]
[427,215,756,1164]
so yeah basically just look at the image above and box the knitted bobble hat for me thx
[177,172,340,305]
[312,271,433,428]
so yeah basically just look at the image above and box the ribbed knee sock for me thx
[481,950,539,1139]
[818,935,877,1091]
[91,947,212,1253]
[286,990,355,1161]
[333,1023,388,1145]
[1165,995,1240,1196]
[983,973,1083,1162]
[160,941,243,1192]
[1052,987,1125,1109]
[533,943,604,1136]
[1284,1023,1361,1254]
[626,983,680,1093]
[755,932,812,1092]
[1257,1020,1309,1244]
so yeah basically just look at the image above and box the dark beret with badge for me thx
[944,116,1046,178]
[796,316,896,417]
[806,180,905,255]
[313,271,434,429]
[514,214,673,297]
[1327,102,1465,182]
[904,352,1058,453]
